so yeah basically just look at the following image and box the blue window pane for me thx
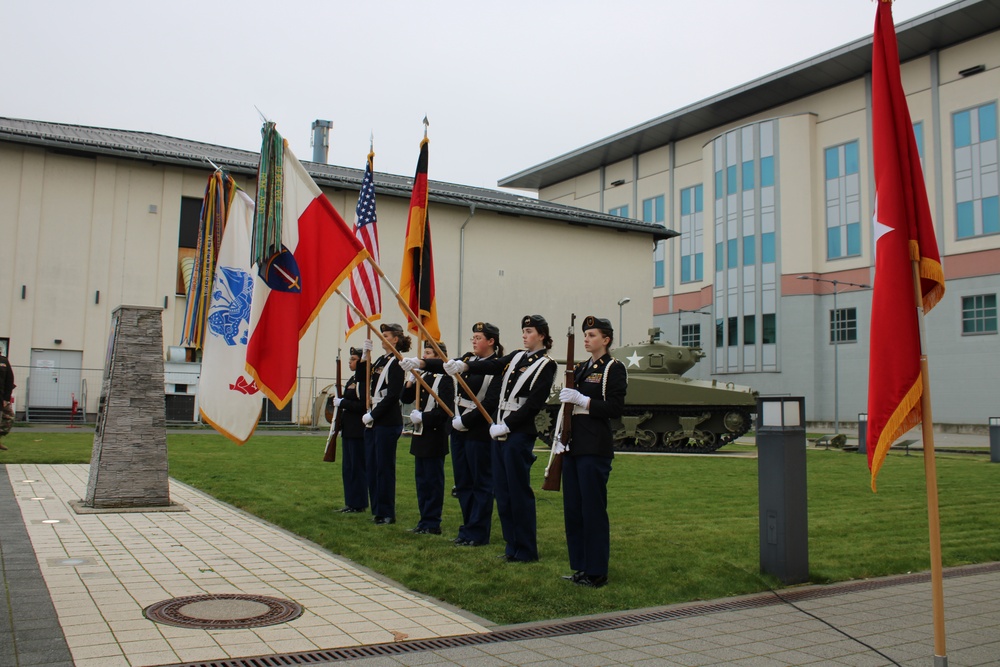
[680,192,690,216]
[655,260,665,288]
[656,195,665,222]
[727,239,738,268]
[828,227,842,258]
[954,110,972,148]
[981,103,997,142]
[913,122,924,160]
[984,196,999,234]
[742,161,754,190]
[847,223,861,256]
[716,242,724,271]
[760,156,774,187]
[761,233,775,263]
[957,201,975,238]
[727,166,737,195]
[644,199,654,221]
[695,253,704,280]
[715,170,723,199]
[681,255,691,283]
[743,236,756,265]
[694,185,703,212]
[844,142,859,175]
[825,147,839,179]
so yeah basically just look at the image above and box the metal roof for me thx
[500,0,1000,191]
[0,117,675,242]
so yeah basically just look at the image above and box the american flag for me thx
[345,151,381,337]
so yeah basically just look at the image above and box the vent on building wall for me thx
[959,64,985,77]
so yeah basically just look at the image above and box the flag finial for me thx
[423,115,429,138]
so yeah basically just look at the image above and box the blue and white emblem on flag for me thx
[208,267,253,346]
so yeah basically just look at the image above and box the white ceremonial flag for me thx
[199,188,262,443]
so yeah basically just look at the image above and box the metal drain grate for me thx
[157,562,1000,666]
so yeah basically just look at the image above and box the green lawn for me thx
[3,430,999,624]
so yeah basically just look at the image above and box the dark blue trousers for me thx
[414,455,445,530]
[562,454,612,576]
[451,431,494,543]
[492,432,538,561]
[341,436,367,510]
[364,424,401,519]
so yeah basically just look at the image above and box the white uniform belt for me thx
[456,397,478,410]
[499,397,526,413]
[572,404,590,415]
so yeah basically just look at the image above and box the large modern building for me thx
[0,119,671,424]
[501,0,1000,429]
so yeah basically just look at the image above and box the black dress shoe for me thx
[561,571,585,582]
[338,506,365,513]
[496,553,515,561]
[456,539,485,547]
[373,516,396,525]
[575,575,608,588]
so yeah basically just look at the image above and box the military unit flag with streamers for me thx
[345,150,382,338]
[246,123,369,409]
[867,0,946,491]
[399,137,440,341]
[199,185,262,444]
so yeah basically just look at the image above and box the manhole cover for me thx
[143,594,303,629]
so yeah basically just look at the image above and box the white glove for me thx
[399,357,422,372]
[552,437,568,455]
[409,409,423,425]
[332,397,344,408]
[361,412,374,426]
[362,339,374,352]
[560,388,590,409]
[443,359,468,376]
[452,415,468,432]
[489,422,510,439]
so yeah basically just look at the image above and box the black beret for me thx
[472,321,500,338]
[521,314,548,330]
[423,340,448,356]
[380,322,404,334]
[349,347,364,357]
[582,315,613,333]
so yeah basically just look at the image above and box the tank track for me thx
[613,405,754,454]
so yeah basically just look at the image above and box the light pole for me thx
[617,297,631,342]
[676,307,711,346]
[797,275,870,434]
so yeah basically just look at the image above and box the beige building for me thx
[0,119,671,424]
[501,0,1000,428]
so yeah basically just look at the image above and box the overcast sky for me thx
[5,0,954,194]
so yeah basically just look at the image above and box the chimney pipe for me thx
[311,119,332,163]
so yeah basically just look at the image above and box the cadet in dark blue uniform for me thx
[401,341,454,535]
[446,315,557,563]
[333,347,367,513]
[557,316,627,588]
[361,323,410,525]
[403,322,503,547]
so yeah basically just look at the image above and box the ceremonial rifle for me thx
[323,350,342,462]
[542,313,575,492]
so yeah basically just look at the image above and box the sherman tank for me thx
[536,328,757,453]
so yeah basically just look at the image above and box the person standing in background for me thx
[0,353,15,451]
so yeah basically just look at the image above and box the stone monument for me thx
[79,305,177,510]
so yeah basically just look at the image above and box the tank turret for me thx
[537,327,757,453]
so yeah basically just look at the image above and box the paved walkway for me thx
[3,459,1000,667]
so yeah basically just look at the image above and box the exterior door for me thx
[28,349,83,408]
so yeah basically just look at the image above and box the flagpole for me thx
[911,257,948,666]
[335,288,453,418]
[365,258,494,424]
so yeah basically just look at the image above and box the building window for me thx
[679,186,703,283]
[953,102,999,239]
[913,121,924,165]
[681,323,701,348]
[176,197,203,295]
[962,294,998,334]
[830,308,857,343]
[713,120,778,373]
[825,140,862,259]
[609,205,629,218]
[644,196,666,288]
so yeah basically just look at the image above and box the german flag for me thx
[399,137,440,340]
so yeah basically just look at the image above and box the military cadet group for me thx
[332,314,627,589]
